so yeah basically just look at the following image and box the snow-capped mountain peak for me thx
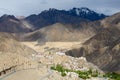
[68,7,106,21]
[70,7,95,16]
[75,8,80,15]
[80,7,92,13]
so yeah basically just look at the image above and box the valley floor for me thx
[21,42,82,52]
[0,41,108,80]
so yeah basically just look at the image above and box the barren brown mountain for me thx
[66,12,120,73]
[0,32,36,57]
[22,22,99,42]
[0,15,33,33]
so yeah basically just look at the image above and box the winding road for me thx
[0,67,53,80]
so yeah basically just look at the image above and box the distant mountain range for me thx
[21,7,107,41]
[26,7,107,29]
[0,7,107,33]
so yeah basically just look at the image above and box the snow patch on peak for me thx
[81,8,90,13]
[75,9,80,15]
[72,7,94,16]
[79,7,95,14]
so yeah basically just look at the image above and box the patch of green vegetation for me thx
[50,64,120,80]
[61,72,67,77]
[50,64,99,79]
[103,72,120,80]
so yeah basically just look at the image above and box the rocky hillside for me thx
[66,12,120,73]
[0,14,33,33]
[0,32,39,76]
[22,23,97,42]
[101,12,120,29]
[0,32,38,58]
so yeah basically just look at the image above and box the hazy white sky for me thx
[0,0,120,16]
